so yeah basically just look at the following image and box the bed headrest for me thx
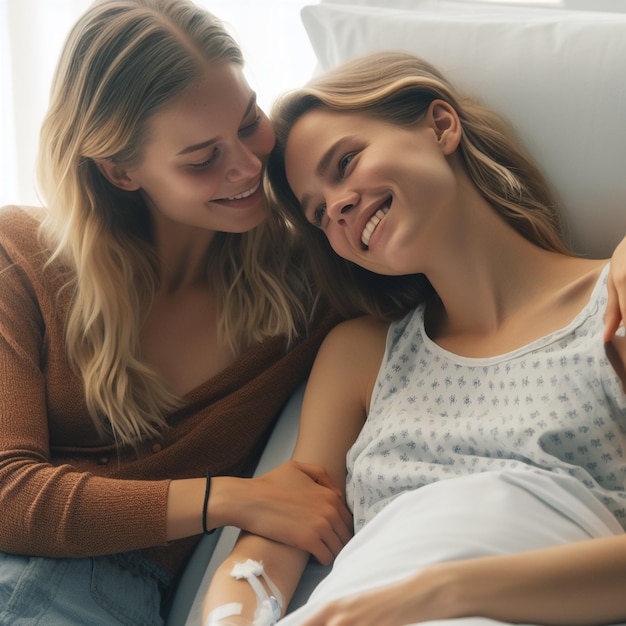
[301,2,626,258]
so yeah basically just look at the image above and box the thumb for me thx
[605,278,622,342]
[296,461,343,497]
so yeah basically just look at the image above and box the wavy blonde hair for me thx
[268,51,571,321]
[37,0,315,448]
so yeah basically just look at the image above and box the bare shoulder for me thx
[313,315,390,407]
[295,316,391,480]
[319,315,390,359]
[320,317,389,365]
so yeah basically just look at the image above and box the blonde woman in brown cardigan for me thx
[0,1,352,623]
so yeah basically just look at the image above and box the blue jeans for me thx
[0,550,172,625]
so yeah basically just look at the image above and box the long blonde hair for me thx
[268,51,570,321]
[37,0,315,448]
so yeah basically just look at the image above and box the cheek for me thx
[187,175,226,201]
[152,170,222,206]
[326,227,352,259]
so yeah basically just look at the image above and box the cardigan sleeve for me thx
[0,207,171,557]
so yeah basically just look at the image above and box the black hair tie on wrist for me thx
[202,470,216,535]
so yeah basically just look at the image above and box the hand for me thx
[233,461,353,565]
[298,577,428,626]
[605,238,626,341]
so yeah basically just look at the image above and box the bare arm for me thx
[298,533,626,626]
[166,461,346,563]
[201,317,389,624]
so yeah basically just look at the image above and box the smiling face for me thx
[106,61,275,234]
[284,104,461,276]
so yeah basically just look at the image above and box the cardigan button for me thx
[98,456,109,465]
[151,443,162,453]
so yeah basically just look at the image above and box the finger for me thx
[302,603,349,626]
[307,533,335,566]
[295,461,343,496]
[619,286,626,338]
[339,501,354,531]
[311,520,347,564]
[320,500,353,547]
[319,525,347,561]
[605,279,622,342]
[298,604,333,626]
[328,504,353,546]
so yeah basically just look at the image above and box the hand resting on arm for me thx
[201,317,388,625]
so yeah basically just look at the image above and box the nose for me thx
[327,189,359,224]
[224,141,262,182]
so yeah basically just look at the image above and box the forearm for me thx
[166,465,351,566]
[166,476,244,540]
[417,534,626,625]
[166,475,282,540]
[0,459,170,556]
[202,532,309,625]
[166,477,206,540]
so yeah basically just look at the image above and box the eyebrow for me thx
[300,136,353,215]
[316,136,352,178]
[176,94,257,156]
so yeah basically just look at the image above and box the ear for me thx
[428,100,462,155]
[94,159,141,191]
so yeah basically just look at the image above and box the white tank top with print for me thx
[346,264,626,532]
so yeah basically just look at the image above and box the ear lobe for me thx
[429,100,461,155]
[94,159,141,191]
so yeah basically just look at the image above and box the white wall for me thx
[0,0,319,207]
[2,0,621,207]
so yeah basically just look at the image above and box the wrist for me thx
[207,476,249,531]
[407,561,477,622]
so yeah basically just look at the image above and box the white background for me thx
[1,0,617,207]
[0,0,320,207]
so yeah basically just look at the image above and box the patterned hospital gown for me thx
[346,263,626,532]
[280,264,626,626]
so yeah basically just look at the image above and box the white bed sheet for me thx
[279,469,625,625]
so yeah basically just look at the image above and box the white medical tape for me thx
[204,601,244,626]
[230,559,283,626]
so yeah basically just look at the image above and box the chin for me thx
[224,210,268,234]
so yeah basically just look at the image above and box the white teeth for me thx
[361,204,390,247]
[226,181,260,200]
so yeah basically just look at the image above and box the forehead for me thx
[145,62,252,149]
[284,109,380,187]
[288,108,359,147]
[286,109,352,160]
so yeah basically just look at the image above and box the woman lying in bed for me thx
[202,51,626,626]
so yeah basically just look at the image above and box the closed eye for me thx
[338,152,356,178]
[311,204,326,228]
[239,115,261,138]
[188,147,220,171]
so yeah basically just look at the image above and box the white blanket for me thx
[279,469,625,625]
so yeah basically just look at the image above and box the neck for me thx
[150,213,216,293]
[418,184,585,339]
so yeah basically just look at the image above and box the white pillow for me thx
[563,0,626,11]
[319,0,564,11]
[301,3,626,258]
[320,0,626,12]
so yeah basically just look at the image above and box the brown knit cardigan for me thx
[0,205,340,580]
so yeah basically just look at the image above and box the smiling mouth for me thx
[223,181,261,201]
[361,198,391,248]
